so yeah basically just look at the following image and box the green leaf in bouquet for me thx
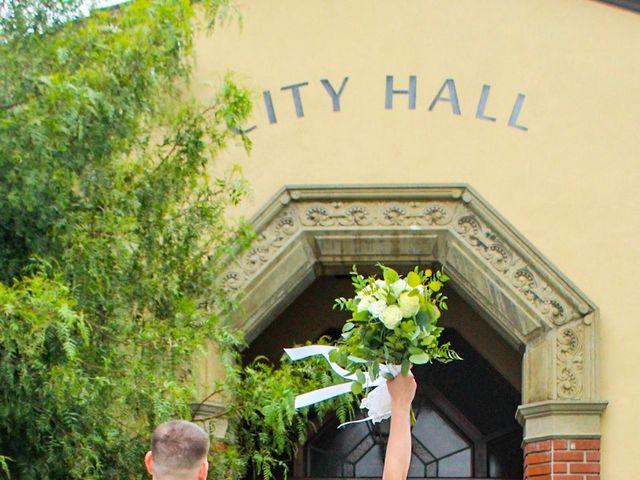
[382,345,391,360]
[421,335,435,347]
[351,267,369,290]
[441,301,448,311]
[432,342,463,363]
[342,322,355,332]
[409,352,431,364]
[352,310,369,321]
[424,302,438,323]
[416,310,429,329]
[334,297,353,311]
[411,327,421,341]
[449,350,463,361]
[406,271,421,287]
[356,370,366,385]
[440,342,463,360]
[407,271,421,288]
[421,323,435,335]
[383,372,395,380]
[371,361,380,380]
[401,359,410,376]
[400,321,419,341]
[349,355,368,364]
[351,381,363,395]
[329,349,340,364]
[408,346,423,355]
[428,280,442,292]
[381,265,399,284]
[338,350,349,366]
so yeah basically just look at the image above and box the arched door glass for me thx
[307,396,473,478]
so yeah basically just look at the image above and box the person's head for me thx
[144,420,209,480]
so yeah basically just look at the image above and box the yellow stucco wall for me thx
[191,0,640,475]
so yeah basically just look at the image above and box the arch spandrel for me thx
[219,184,606,442]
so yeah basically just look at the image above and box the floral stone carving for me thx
[223,187,591,331]
[556,325,584,400]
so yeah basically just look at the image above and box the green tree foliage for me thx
[0,2,355,478]
[0,0,88,39]
[0,0,257,478]
[208,350,355,480]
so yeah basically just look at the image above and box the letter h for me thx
[385,75,417,110]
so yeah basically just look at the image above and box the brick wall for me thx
[524,439,600,480]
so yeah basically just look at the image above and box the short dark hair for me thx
[151,420,209,477]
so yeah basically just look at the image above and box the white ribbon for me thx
[284,345,400,427]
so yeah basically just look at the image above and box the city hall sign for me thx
[237,75,529,134]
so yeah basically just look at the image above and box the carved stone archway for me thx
[220,184,607,477]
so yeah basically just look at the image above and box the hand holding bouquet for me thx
[331,264,461,396]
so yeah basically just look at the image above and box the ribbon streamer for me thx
[284,345,398,426]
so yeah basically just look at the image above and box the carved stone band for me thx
[219,184,605,438]
[224,185,592,329]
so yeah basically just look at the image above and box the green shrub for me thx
[0,1,254,478]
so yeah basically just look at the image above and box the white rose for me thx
[375,279,387,289]
[373,289,387,301]
[380,305,403,329]
[390,279,408,297]
[398,293,420,318]
[357,295,373,312]
[368,299,387,318]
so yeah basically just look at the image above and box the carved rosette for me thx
[222,208,299,292]
[454,210,577,326]
[512,268,568,325]
[297,200,454,228]
[455,215,513,272]
[221,271,242,292]
[556,325,584,400]
[301,202,372,227]
[381,202,451,226]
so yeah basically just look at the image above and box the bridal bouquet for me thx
[285,264,460,425]
[331,264,460,395]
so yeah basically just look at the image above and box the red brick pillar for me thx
[524,439,601,480]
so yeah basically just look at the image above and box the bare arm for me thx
[382,372,416,480]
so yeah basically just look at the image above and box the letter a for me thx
[428,79,461,115]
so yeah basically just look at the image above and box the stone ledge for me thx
[516,400,608,443]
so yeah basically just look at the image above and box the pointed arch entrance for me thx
[221,185,607,478]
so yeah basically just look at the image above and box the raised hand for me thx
[383,371,416,480]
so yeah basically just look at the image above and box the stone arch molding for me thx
[222,184,607,442]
